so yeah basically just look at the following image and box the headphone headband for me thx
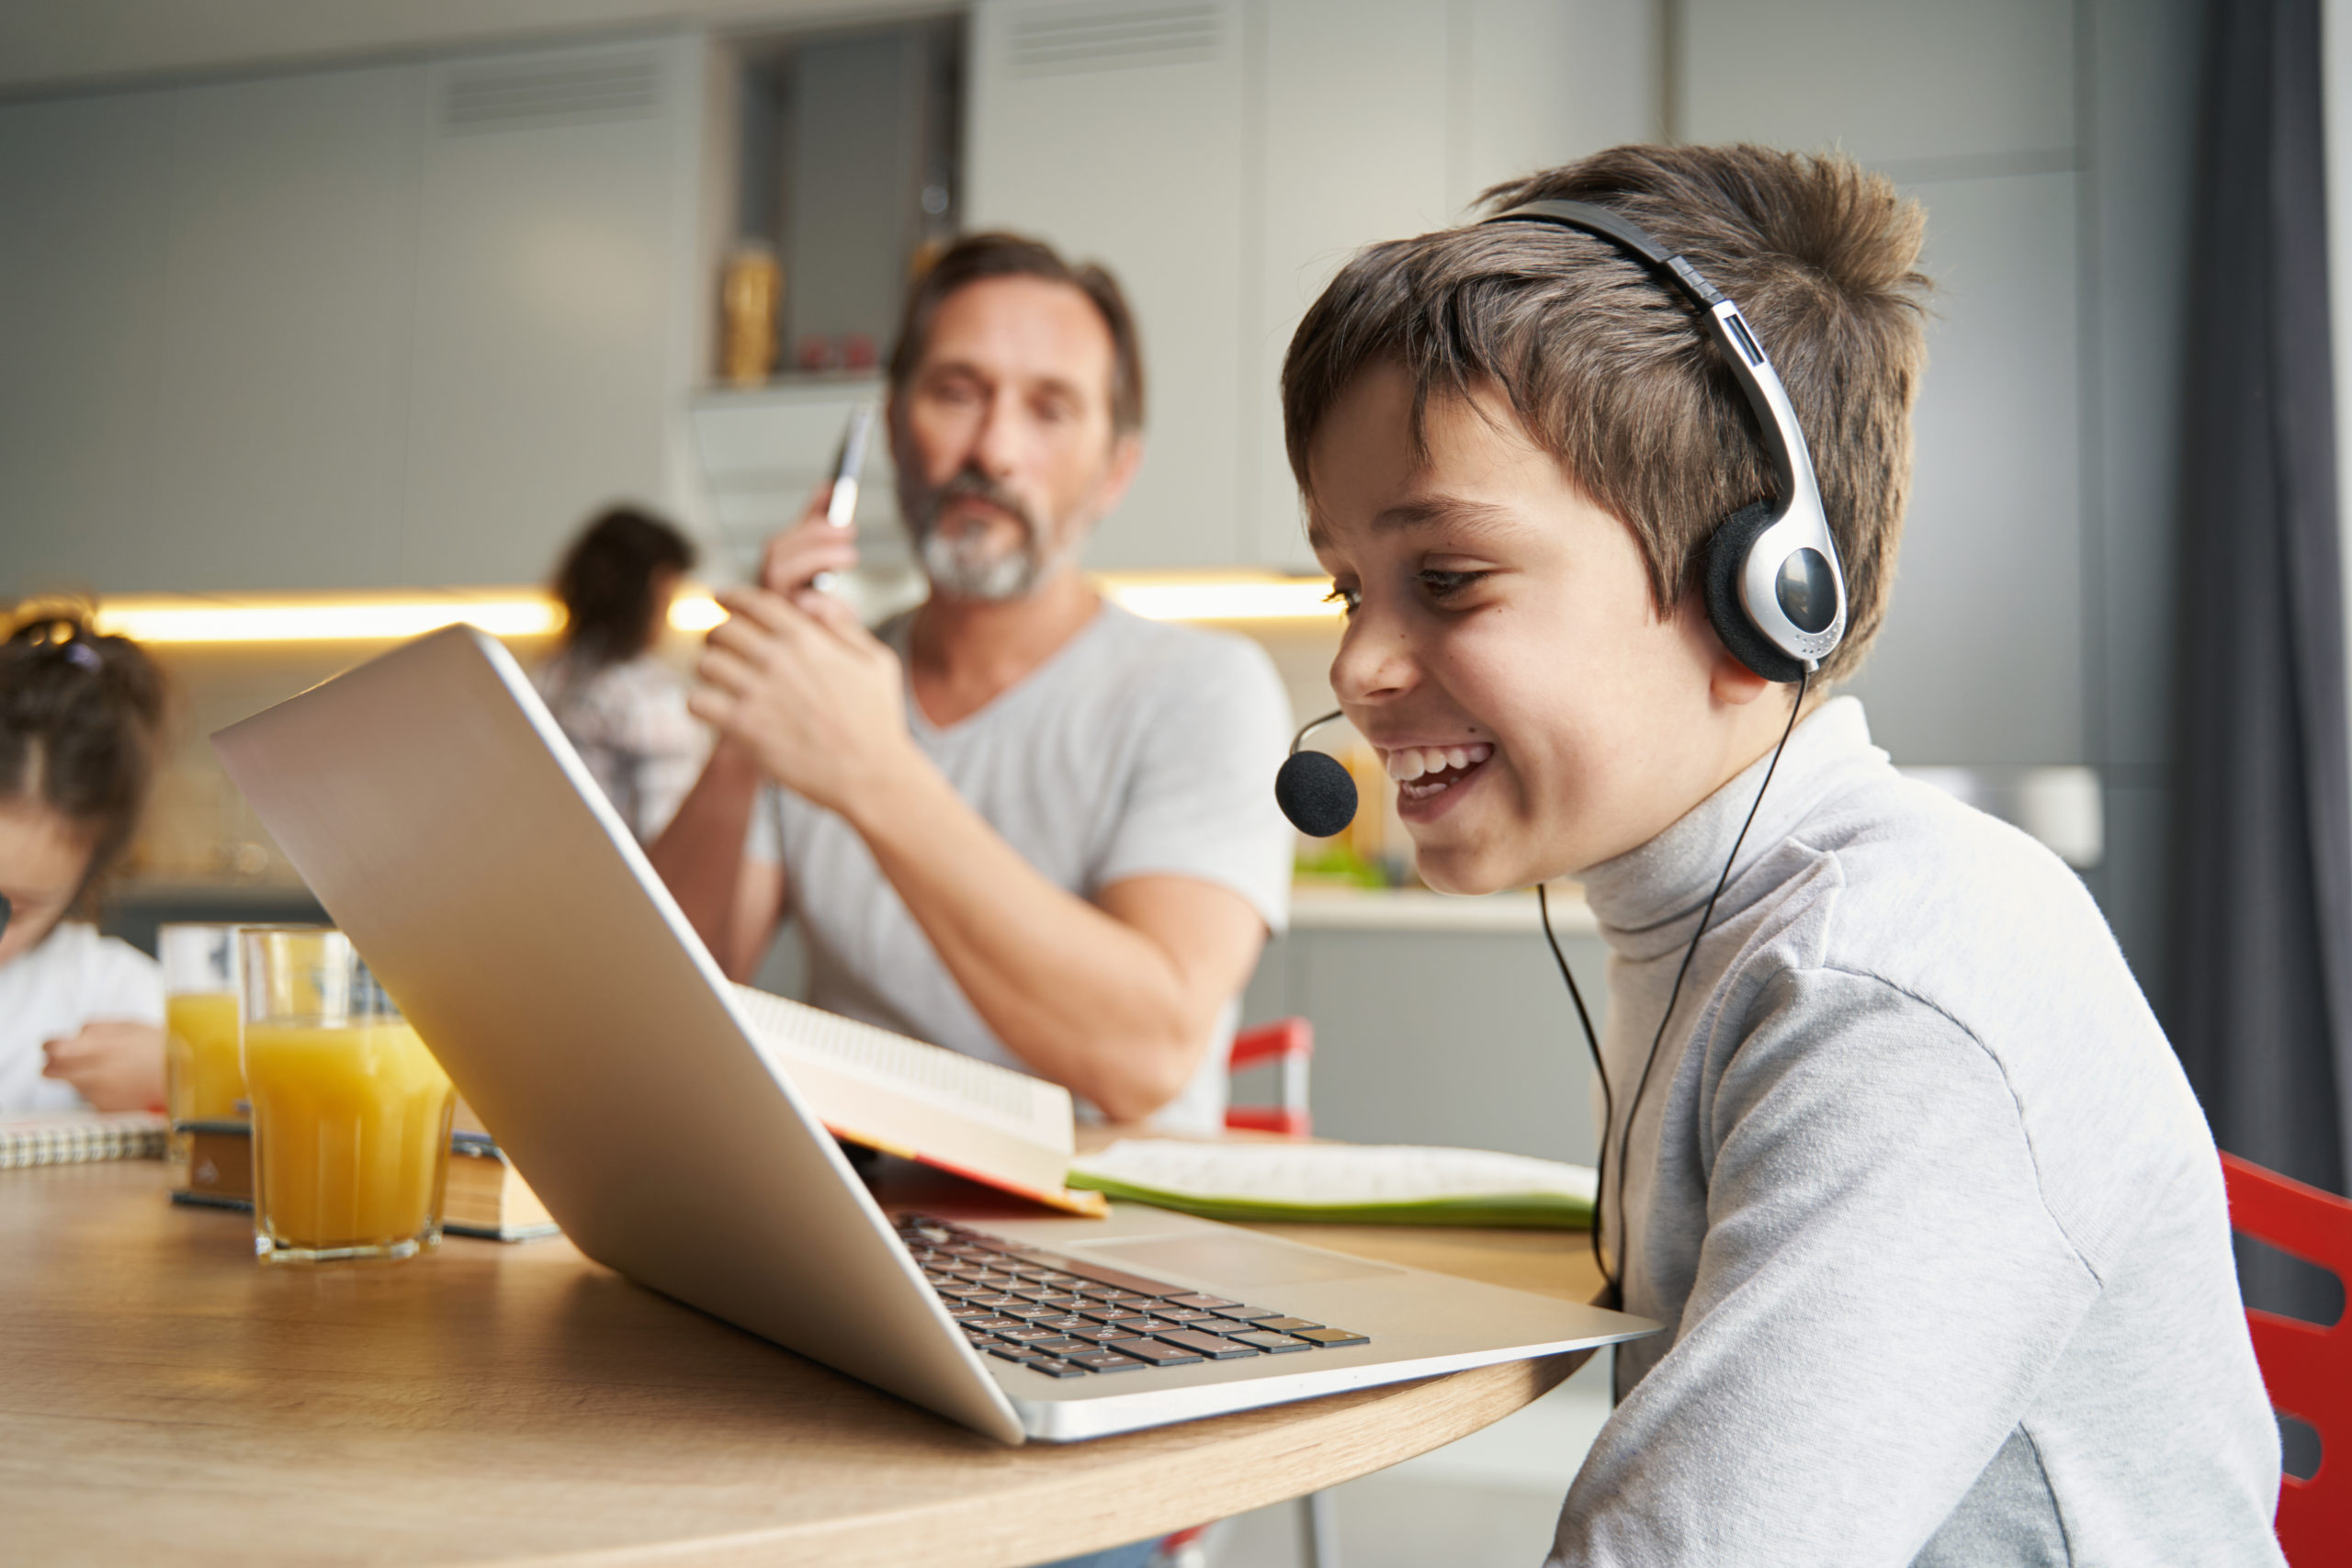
[1481,199,1849,674]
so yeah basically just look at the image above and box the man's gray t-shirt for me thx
[745,602,1293,1133]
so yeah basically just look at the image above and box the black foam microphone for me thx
[1275,710,1358,837]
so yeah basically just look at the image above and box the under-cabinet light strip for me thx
[79,576,1340,646]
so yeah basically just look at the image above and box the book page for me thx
[730,984,1071,1151]
[1069,1139,1598,1207]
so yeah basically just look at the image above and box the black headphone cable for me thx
[1540,669,1810,1312]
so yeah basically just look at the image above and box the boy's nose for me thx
[1329,619,1417,705]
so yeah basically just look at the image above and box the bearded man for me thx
[650,233,1293,1132]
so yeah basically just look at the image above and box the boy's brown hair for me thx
[1282,144,1929,681]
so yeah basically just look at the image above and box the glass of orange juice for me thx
[239,927,453,1264]
[161,923,243,1183]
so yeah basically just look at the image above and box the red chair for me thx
[2221,1151,2352,1564]
[1224,1017,1313,1138]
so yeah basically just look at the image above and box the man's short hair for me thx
[889,231,1147,437]
[1282,144,1930,682]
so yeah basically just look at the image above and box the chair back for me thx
[2221,1151,2352,1564]
[1225,1018,1313,1138]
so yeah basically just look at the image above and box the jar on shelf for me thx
[719,241,782,388]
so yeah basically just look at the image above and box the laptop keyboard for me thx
[894,1213,1371,1381]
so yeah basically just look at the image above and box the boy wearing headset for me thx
[1284,145,2283,1564]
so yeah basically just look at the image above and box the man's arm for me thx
[646,739,786,980]
[850,761,1268,1120]
[689,585,1272,1121]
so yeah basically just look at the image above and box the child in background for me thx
[0,613,168,1113]
[1283,145,2282,1563]
[535,506,709,844]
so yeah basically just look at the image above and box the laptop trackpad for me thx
[1069,1233,1405,1288]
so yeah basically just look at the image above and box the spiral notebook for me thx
[0,1110,169,1170]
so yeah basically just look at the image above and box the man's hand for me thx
[761,479,859,593]
[690,586,920,818]
[42,1021,165,1111]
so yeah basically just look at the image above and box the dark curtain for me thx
[2171,0,2352,1319]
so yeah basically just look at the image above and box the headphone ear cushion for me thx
[1705,502,1807,683]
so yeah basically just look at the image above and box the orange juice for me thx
[244,1021,453,1260]
[165,991,245,1155]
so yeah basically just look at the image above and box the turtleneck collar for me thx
[1577,695,1888,960]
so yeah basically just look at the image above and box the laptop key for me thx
[1291,1327,1371,1348]
[1159,1293,1241,1311]
[1153,1308,1227,1325]
[1249,1317,1323,1335]
[1227,1330,1315,1353]
[1207,1306,1282,1322]
[1021,1357,1090,1379]
[1103,1338,1205,1367]
[1065,1324,1137,1343]
[1065,1350,1149,1372]
[1027,1337,1092,1356]
[1153,1329,1260,1359]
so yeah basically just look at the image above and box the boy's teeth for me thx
[1383,742,1493,782]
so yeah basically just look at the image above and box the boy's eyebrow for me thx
[1304,496,1530,554]
[1370,497,1527,536]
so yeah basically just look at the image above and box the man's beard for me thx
[899,464,1085,602]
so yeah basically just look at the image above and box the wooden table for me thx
[1,1159,1604,1567]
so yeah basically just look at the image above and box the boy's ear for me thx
[1678,586,1775,707]
[1711,649,1774,707]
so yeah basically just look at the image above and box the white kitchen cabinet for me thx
[967,0,1253,571]
[146,65,418,593]
[967,0,1580,574]
[0,88,177,591]
[400,39,698,586]
[0,33,699,599]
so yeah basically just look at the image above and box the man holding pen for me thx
[651,233,1293,1133]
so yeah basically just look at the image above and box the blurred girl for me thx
[0,613,168,1112]
[535,506,708,842]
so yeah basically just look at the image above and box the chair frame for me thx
[2220,1151,2351,1564]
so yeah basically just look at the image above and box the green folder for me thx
[1066,1140,1596,1230]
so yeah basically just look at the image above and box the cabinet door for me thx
[1247,0,1456,569]
[0,88,176,595]
[146,64,418,592]
[967,0,1251,570]
[399,38,694,587]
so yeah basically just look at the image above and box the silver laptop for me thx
[212,626,1654,1444]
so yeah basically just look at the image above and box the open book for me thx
[1069,1139,1598,1229]
[731,984,1108,1216]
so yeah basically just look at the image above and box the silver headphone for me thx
[1484,198,1847,682]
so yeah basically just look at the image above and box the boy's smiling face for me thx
[1308,361,1784,894]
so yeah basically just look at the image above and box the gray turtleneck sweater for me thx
[1548,698,2282,1567]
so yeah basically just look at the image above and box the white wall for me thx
[0,32,705,595]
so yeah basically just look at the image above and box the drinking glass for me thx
[160,923,243,1183]
[239,927,453,1263]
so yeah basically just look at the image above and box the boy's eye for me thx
[1322,583,1361,615]
[1419,569,1487,601]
